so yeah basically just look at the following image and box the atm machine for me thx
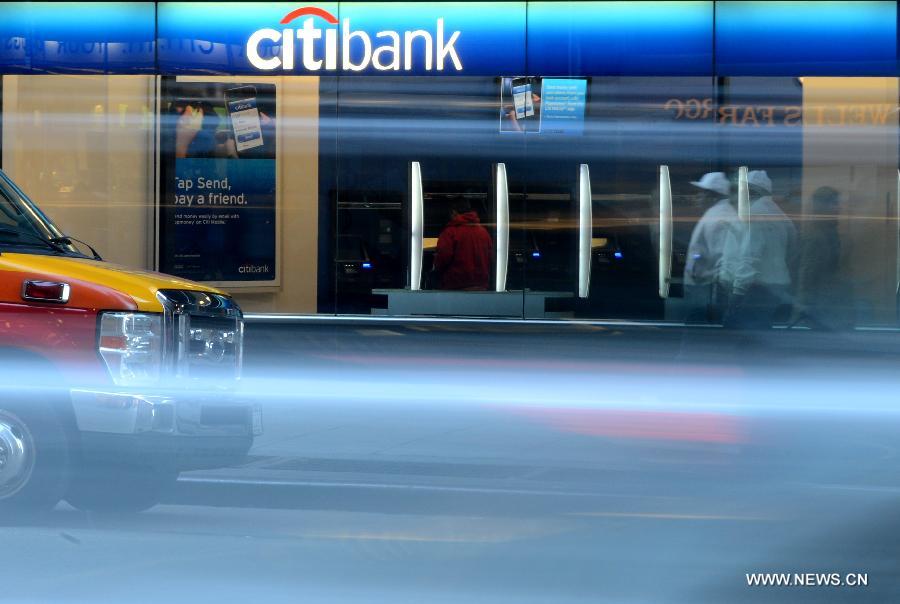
[570,164,668,320]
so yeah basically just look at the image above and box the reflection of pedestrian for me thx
[434,200,493,290]
[725,170,798,329]
[684,172,736,323]
[792,186,849,329]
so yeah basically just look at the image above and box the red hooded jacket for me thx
[434,211,493,290]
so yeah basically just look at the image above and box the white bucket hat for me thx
[747,170,772,194]
[689,172,730,197]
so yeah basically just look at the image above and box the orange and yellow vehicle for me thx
[0,169,260,513]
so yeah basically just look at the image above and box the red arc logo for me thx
[280,6,338,25]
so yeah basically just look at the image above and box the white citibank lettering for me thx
[247,7,462,72]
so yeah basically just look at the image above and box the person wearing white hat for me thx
[725,170,798,328]
[684,171,737,323]
[746,170,772,196]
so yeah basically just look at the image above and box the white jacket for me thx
[684,198,737,286]
[730,196,797,296]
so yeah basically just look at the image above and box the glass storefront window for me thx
[1,75,155,269]
[326,75,900,328]
[2,73,898,328]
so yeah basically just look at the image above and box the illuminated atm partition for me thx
[578,164,593,299]
[409,162,424,291]
[495,163,510,293]
[658,165,673,300]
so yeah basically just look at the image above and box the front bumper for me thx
[69,389,262,471]
[70,389,262,437]
[77,430,255,472]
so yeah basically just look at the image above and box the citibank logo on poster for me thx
[247,6,463,72]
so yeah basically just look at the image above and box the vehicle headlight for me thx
[98,312,163,386]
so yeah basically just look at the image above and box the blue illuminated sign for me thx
[715,1,898,76]
[0,2,155,74]
[0,2,897,76]
[527,1,714,76]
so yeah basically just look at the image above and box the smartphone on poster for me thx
[224,86,264,154]
[511,77,535,120]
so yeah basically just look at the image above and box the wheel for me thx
[0,402,70,516]
[66,462,179,514]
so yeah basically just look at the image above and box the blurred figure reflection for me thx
[791,186,850,330]
[684,172,736,323]
[724,170,798,329]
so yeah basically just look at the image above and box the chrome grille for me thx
[157,289,243,383]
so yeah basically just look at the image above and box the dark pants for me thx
[724,285,791,330]
[684,283,730,325]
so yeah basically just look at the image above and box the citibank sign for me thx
[247,6,463,72]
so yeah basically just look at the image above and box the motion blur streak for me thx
[512,408,747,444]
[3,320,900,602]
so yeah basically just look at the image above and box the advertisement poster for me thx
[539,78,588,135]
[500,76,542,133]
[499,76,587,135]
[159,80,277,284]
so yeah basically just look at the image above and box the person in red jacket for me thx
[433,200,493,290]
